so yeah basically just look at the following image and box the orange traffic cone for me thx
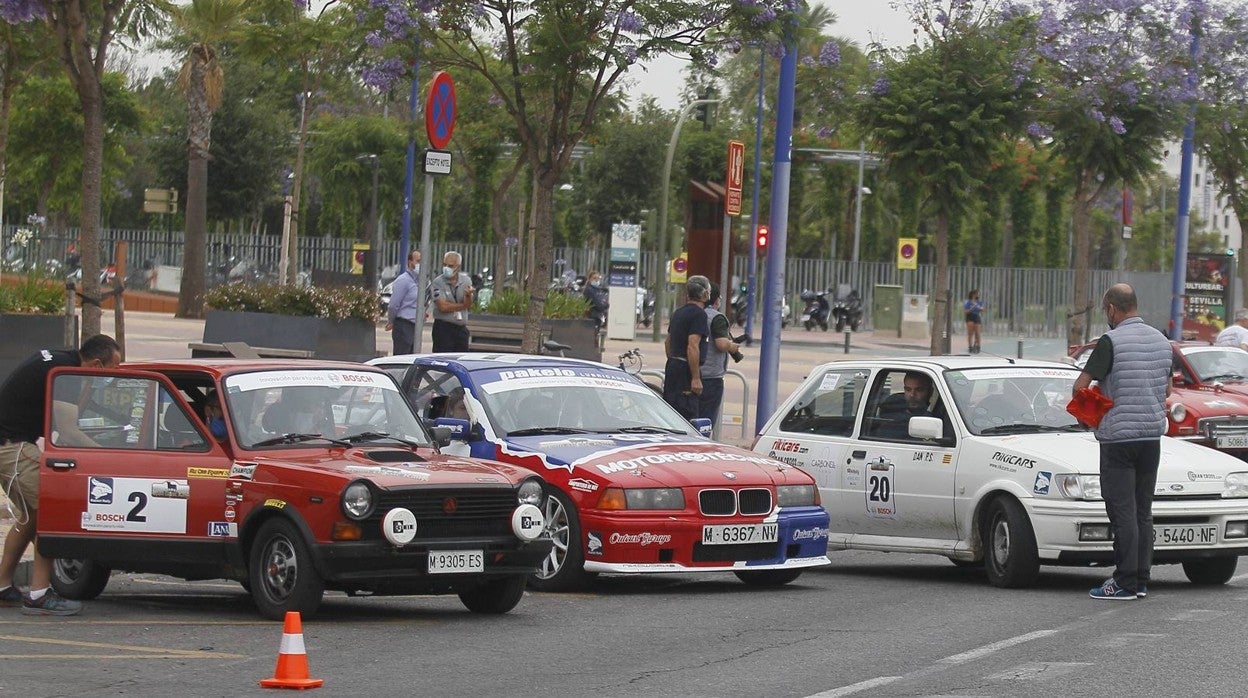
[260,611,324,690]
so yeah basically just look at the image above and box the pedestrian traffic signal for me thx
[756,224,770,255]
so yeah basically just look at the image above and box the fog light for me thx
[1225,521,1248,539]
[1079,523,1111,541]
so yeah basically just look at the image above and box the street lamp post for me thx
[852,139,866,263]
[652,96,722,343]
[357,153,381,291]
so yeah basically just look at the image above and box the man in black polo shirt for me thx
[662,276,710,419]
[0,334,121,616]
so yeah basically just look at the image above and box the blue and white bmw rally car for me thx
[368,353,830,591]
[753,356,1248,589]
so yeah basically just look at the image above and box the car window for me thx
[861,369,946,442]
[778,368,867,436]
[945,367,1082,435]
[50,374,209,451]
[1183,347,1248,382]
[407,369,465,420]
[371,363,410,385]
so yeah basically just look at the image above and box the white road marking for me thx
[805,676,902,697]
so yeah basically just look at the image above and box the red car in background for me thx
[1067,341,1248,459]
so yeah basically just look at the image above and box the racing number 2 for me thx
[127,491,148,522]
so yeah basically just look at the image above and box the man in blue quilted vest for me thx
[1073,283,1171,600]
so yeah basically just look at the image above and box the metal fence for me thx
[2,225,1171,338]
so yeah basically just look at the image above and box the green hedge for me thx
[0,273,65,314]
[205,283,379,322]
[482,288,590,320]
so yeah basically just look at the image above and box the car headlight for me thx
[1223,471,1248,498]
[1169,402,1187,423]
[341,480,375,520]
[517,477,545,506]
[1055,474,1101,501]
[596,487,684,510]
[776,484,818,507]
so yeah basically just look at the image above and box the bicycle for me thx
[541,339,573,357]
[617,348,643,375]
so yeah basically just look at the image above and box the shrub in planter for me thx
[0,272,64,315]
[481,288,590,319]
[204,283,380,322]
[201,283,380,361]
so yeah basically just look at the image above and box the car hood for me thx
[1170,385,1248,412]
[969,433,1240,496]
[249,448,516,487]
[497,435,810,487]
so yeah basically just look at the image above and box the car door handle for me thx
[46,458,76,470]
[851,450,866,460]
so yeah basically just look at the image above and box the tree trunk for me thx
[178,49,211,319]
[286,69,311,285]
[929,213,950,355]
[521,179,554,354]
[75,75,104,340]
[1069,171,1095,348]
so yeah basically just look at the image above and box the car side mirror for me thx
[433,417,471,443]
[1172,371,1185,386]
[909,416,944,441]
[429,425,454,447]
[690,418,713,438]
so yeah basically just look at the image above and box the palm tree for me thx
[166,0,250,319]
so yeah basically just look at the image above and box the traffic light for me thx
[756,224,770,256]
[694,88,716,131]
[694,102,708,129]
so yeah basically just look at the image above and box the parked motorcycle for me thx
[799,288,831,331]
[831,284,864,332]
[730,282,789,328]
[635,286,655,327]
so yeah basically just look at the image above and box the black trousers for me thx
[391,318,416,355]
[662,358,699,419]
[432,321,470,352]
[698,376,725,425]
[1099,439,1161,592]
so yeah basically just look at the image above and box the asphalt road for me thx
[0,552,1243,697]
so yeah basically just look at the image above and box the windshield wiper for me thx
[507,427,595,437]
[977,424,1048,435]
[1205,373,1247,382]
[252,433,351,448]
[613,426,688,434]
[343,431,425,448]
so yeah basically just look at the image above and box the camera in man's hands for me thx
[730,349,745,363]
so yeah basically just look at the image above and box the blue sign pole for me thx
[399,57,421,268]
[1170,27,1199,340]
[746,48,766,340]
[756,21,798,433]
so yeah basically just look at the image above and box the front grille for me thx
[692,541,779,562]
[1198,417,1248,439]
[365,487,515,540]
[698,488,774,516]
[738,488,772,515]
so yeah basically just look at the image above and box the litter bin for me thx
[873,284,902,337]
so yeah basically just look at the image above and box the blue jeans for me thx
[1099,440,1160,592]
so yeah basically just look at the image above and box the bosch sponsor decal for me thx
[207,521,237,537]
[792,527,829,542]
[586,531,604,556]
[187,467,231,479]
[989,451,1036,472]
[89,477,113,504]
[568,478,600,493]
[81,477,188,533]
[1033,471,1051,496]
[1188,471,1220,481]
[609,532,672,546]
[225,370,399,394]
[150,480,190,499]
[865,457,895,519]
[229,463,257,479]
[345,465,432,481]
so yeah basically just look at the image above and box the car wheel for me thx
[249,517,324,620]
[51,559,111,600]
[733,569,803,587]
[981,497,1039,588]
[528,490,593,592]
[1182,556,1237,585]
[459,575,527,614]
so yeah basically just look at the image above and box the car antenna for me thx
[976,348,1015,364]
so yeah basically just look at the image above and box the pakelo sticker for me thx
[1034,471,1051,496]
[865,457,895,519]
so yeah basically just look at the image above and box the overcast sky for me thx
[628,1,915,110]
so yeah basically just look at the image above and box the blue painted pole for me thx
[745,48,765,340]
[1169,29,1199,340]
[400,58,421,267]
[756,25,797,433]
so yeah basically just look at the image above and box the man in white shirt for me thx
[1215,309,1248,349]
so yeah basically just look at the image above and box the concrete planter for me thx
[0,314,75,385]
[467,314,602,362]
[199,309,376,362]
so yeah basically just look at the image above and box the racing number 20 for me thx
[127,491,148,522]
[868,475,891,503]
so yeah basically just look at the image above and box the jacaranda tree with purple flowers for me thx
[0,0,168,338]
[860,0,1036,355]
[356,0,794,353]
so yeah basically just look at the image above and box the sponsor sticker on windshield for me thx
[226,370,396,394]
[477,367,648,395]
[948,368,1077,382]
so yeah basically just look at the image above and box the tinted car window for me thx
[778,369,867,436]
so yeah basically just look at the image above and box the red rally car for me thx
[37,360,552,619]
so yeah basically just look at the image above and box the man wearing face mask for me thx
[430,251,474,352]
[583,270,609,330]
[1073,283,1171,601]
[385,249,422,355]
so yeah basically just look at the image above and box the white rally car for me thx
[753,357,1248,588]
